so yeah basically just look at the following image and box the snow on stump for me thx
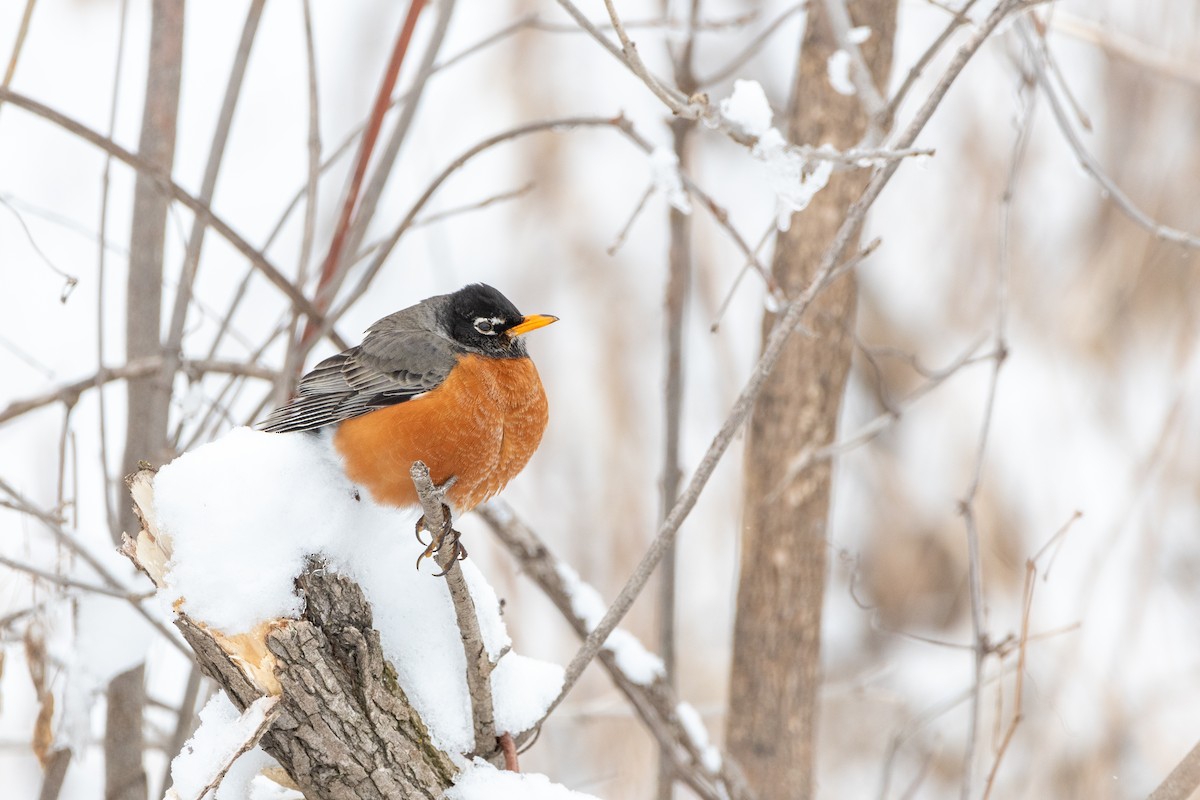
[121,428,565,800]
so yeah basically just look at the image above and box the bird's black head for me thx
[440,283,557,357]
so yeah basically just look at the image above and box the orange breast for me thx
[332,354,548,512]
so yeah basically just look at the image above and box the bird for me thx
[259,283,556,568]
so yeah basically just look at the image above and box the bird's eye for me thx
[473,318,497,335]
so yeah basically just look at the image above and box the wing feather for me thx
[258,327,457,433]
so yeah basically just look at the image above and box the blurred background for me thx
[1,0,1198,798]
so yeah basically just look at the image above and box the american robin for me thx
[259,283,556,566]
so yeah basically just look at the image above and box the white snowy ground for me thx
[152,425,589,797]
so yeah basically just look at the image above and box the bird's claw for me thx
[414,502,468,574]
[414,502,452,546]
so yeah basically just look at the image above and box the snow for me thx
[719,80,835,229]
[215,748,277,800]
[719,79,774,138]
[649,146,693,214]
[491,654,564,734]
[848,25,872,44]
[675,702,722,774]
[248,776,304,800]
[604,629,665,685]
[167,693,277,800]
[753,131,834,229]
[152,427,565,754]
[447,758,602,800]
[555,563,665,685]
[556,562,606,630]
[57,593,156,752]
[827,50,856,96]
[154,427,354,629]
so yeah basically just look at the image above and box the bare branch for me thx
[698,2,808,88]
[541,0,1033,730]
[336,0,459,294]
[409,462,497,758]
[606,183,654,256]
[1016,18,1200,250]
[0,357,278,427]
[1147,741,1200,800]
[822,0,889,138]
[309,0,430,319]
[0,86,347,348]
[0,476,191,657]
[885,0,981,119]
[0,553,149,601]
[478,503,757,800]
[172,697,280,800]
[160,0,266,413]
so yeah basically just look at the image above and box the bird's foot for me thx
[414,503,468,574]
[413,502,452,546]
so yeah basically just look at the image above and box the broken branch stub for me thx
[121,468,456,800]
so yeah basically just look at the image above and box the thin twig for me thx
[956,34,1036,796]
[159,0,266,419]
[0,477,191,657]
[0,553,149,601]
[698,1,807,88]
[0,197,78,299]
[0,0,36,111]
[607,184,655,256]
[1016,19,1200,250]
[822,0,888,140]
[0,86,347,349]
[886,0,981,119]
[336,0,458,295]
[980,556,1034,800]
[478,503,757,800]
[657,7,700,796]
[276,0,323,407]
[183,696,280,800]
[768,335,994,500]
[96,0,131,542]
[410,183,536,230]
[308,0,429,325]
[600,0,692,113]
[0,357,278,427]
[1049,11,1200,90]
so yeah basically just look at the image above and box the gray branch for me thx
[409,461,500,759]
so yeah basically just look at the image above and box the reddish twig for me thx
[499,733,519,772]
[300,0,428,350]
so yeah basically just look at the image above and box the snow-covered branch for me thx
[479,503,756,800]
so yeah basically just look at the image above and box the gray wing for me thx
[258,317,458,433]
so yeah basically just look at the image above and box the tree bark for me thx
[120,0,184,536]
[170,567,457,799]
[104,665,147,800]
[110,4,184,799]
[123,471,457,799]
[726,3,898,799]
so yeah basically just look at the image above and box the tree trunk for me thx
[104,665,147,800]
[726,3,898,799]
[111,3,185,799]
[120,0,184,534]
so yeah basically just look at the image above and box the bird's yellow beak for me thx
[507,314,558,336]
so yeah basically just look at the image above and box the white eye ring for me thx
[473,317,501,335]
